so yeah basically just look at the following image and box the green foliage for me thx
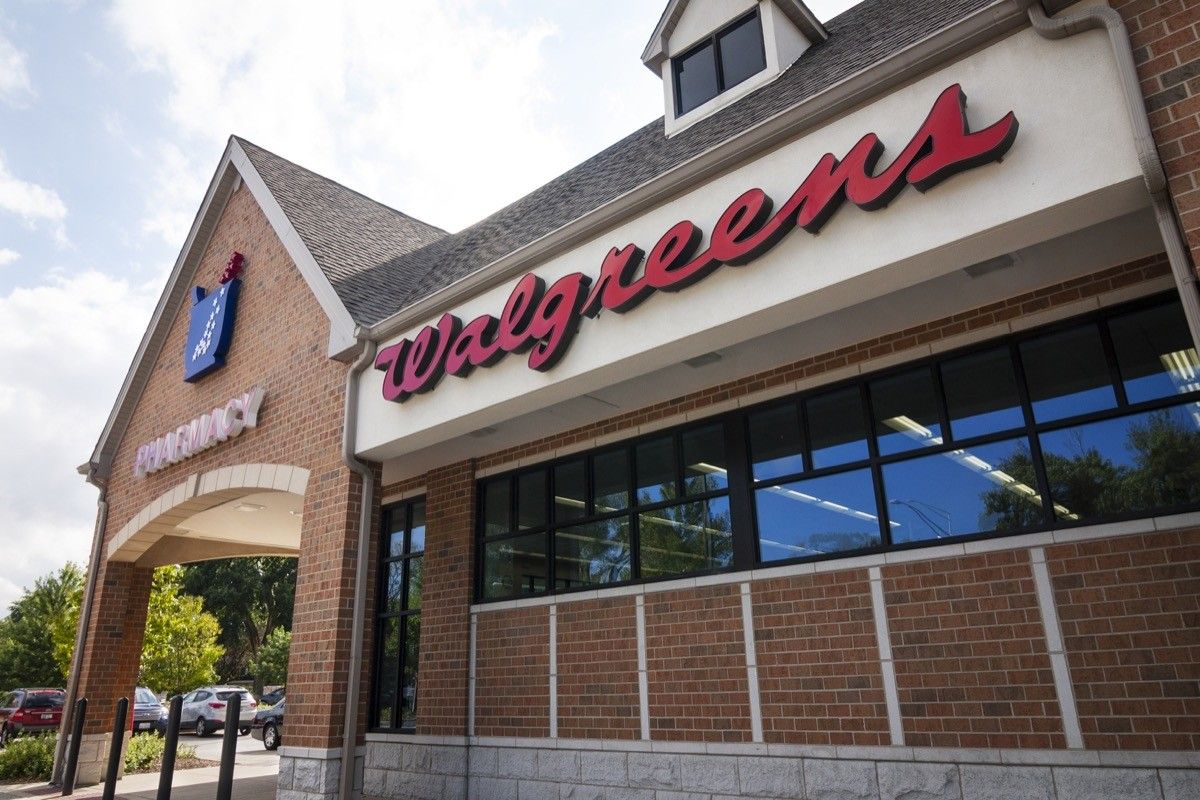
[123,732,164,772]
[248,627,291,687]
[0,564,83,689]
[138,566,224,697]
[0,733,56,781]
[180,557,296,685]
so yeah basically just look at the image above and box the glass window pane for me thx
[749,404,804,481]
[941,346,1025,439]
[555,518,632,589]
[517,471,547,530]
[883,437,1043,545]
[409,501,425,554]
[482,533,548,599]
[755,468,881,563]
[675,42,719,114]
[636,436,676,504]
[639,497,733,578]
[718,12,765,88]
[872,367,945,455]
[1109,302,1199,404]
[1020,324,1117,422]
[807,387,869,468]
[385,562,403,614]
[388,530,405,559]
[483,478,510,537]
[593,449,630,512]
[554,460,587,522]
[1038,403,1200,523]
[406,556,423,611]
[375,618,399,728]
[682,423,728,495]
[400,615,419,731]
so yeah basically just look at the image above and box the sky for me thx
[0,0,860,614]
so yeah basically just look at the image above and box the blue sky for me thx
[0,0,858,613]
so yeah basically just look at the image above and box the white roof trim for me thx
[641,0,828,72]
[85,138,359,480]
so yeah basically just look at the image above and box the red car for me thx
[0,689,66,747]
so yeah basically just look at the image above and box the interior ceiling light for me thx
[683,351,723,368]
[235,502,266,512]
[963,253,1015,278]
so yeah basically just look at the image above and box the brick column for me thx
[1119,0,1200,272]
[72,560,153,785]
[282,462,380,800]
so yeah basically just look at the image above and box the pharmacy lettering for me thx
[133,387,265,477]
[184,252,245,382]
[376,84,1019,403]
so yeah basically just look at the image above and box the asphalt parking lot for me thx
[182,728,279,767]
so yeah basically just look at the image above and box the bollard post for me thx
[100,697,128,800]
[60,697,88,796]
[215,693,240,800]
[155,696,183,800]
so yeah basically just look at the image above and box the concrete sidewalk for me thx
[2,761,278,800]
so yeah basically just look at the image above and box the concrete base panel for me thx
[278,752,343,800]
[361,742,1199,800]
[68,730,129,788]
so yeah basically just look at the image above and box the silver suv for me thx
[178,686,257,737]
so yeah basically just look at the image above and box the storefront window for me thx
[372,499,424,731]
[475,294,1200,601]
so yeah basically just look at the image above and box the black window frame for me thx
[671,8,767,117]
[474,291,1200,602]
[370,497,425,733]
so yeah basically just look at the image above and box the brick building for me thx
[65,1,1200,799]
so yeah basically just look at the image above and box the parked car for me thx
[132,686,167,735]
[259,687,285,707]
[178,686,257,737]
[0,689,65,747]
[250,700,283,751]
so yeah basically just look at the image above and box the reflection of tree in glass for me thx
[802,530,878,556]
[979,442,1045,531]
[557,518,632,588]
[639,487,733,576]
[409,557,423,612]
[983,409,1200,525]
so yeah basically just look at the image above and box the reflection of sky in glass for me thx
[872,369,944,455]
[755,468,882,562]
[1109,303,1196,403]
[883,437,1044,544]
[555,518,631,588]
[941,347,1025,439]
[808,387,869,468]
[410,502,426,553]
[750,404,805,480]
[593,450,630,511]
[1021,325,1116,422]
[637,437,676,503]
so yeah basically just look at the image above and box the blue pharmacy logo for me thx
[183,252,245,382]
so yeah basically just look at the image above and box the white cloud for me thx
[0,151,68,245]
[108,1,584,241]
[0,25,33,103]
[0,248,18,266]
[0,268,161,613]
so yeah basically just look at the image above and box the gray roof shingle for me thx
[239,0,996,326]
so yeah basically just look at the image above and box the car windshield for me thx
[135,688,158,705]
[25,693,64,709]
[216,691,253,702]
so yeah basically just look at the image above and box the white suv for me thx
[178,686,257,737]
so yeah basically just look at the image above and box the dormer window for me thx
[673,10,767,116]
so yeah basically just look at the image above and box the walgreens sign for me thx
[376,84,1019,403]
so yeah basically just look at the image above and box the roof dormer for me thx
[643,0,828,136]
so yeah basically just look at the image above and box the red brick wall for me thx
[644,584,752,743]
[557,596,640,740]
[473,606,550,737]
[415,460,475,735]
[883,551,1066,749]
[752,569,890,746]
[1120,0,1200,272]
[1047,529,1200,750]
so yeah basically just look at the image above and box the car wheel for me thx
[239,726,250,736]
[263,723,279,751]
[195,718,208,738]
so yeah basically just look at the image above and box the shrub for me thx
[0,733,56,781]
[124,733,164,772]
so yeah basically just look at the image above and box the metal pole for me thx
[215,693,240,800]
[60,697,87,796]
[100,697,128,800]
[155,696,183,800]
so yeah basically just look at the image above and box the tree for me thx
[138,566,224,696]
[0,563,84,689]
[249,627,291,686]
[180,557,296,684]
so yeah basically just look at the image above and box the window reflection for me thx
[636,437,676,503]
[554,460,587,522]
[400,616,419,731]
[807,387,869,467]
[639,497,733,577]
[941,347,1024,439]
[1038,404,1200,521]
[682,423,727,494]
[409,502,426,553]
[593,449,630,511]
[483,478,510,536]
[883,437,1045,544]
[872,367,944,455]
[1109,303,1199,403]
[1021,324,1116,422]
[749,403,804,480]
[375,618,399,729]
[555,518,631,589]
[517,471,547,530]
[482,533,547,599]
[755,468,881,562]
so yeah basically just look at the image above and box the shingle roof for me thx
[240,0,996,326]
